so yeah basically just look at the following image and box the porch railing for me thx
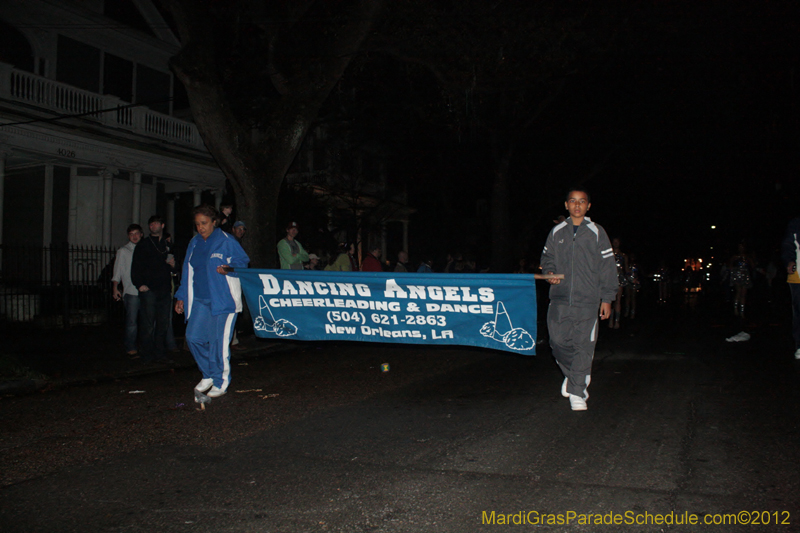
[0,62,205,149]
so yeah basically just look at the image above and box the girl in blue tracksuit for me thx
[175,205,250,398]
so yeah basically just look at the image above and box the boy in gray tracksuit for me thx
[540,187,618,411]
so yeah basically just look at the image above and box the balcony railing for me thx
[0,63,205,149]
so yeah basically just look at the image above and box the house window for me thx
[54,34,174,116]
[56,35,100,93]
[0,20,34,72]
[103,53,134,103]
[136,64,170,114]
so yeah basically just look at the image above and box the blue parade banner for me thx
[236,269,538,355]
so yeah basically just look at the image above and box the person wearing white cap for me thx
[305,253,320,270]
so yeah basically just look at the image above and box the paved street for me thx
[1,298,799,532]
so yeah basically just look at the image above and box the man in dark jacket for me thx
[540,187,618,411]
[131,215,175,363]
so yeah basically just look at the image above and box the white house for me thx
[0,0,226,251]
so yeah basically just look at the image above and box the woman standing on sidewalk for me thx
[175,205,250,399]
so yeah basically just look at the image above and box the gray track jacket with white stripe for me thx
[540,216,619,308]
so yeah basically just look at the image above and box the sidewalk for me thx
[0,321,292,396]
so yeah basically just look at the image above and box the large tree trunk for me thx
[489,136,514,273]
[163,0,383,268]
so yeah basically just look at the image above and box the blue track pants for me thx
[186,298,237,391]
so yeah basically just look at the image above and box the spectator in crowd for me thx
[131,215,176,364]
[277,221,309,269]
[305,254,320,270]
[229,221,249,350]
[361,244,383,272]
[163,231,179,353]
[454,254,477,273]
[111,223,143,357]
[610,237,628,329]
[417,258,433,273]
[232,221,246,243]
[513,258,530,274]
[782,217,800,359]
[326,242,358,271]
[395,250,410,272]
[624,251,641,319]
[444,252,462,273]
[729,241,756,319]
[219,204,234,234]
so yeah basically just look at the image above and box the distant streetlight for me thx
[711,225,716,229]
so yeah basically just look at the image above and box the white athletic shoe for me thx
[562,377,590,400]
[569,394,587,411]
[794,348,800,360]
[725,331,750,342]
[195,378,214,392]
[207,386,227,398]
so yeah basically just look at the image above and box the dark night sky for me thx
[394,1,799,272]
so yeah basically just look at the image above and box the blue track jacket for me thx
[176,228,250,319]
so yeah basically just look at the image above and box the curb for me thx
[0,379,49,396]
[0,341,297,398]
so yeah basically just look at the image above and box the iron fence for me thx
[0,243,123,327]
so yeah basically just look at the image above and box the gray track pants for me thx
[547,302,598,398]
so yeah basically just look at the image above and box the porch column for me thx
[131,172,142,225]
[68,166,78,243]
[0,148,7,249]
[43,164,54,245]
[191,186,202,207]
[99,168,115,247]
[212,189,222,210]
[0,149,7,264]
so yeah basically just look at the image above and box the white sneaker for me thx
[569,394,587,411]
[207,386,227,398]
[562,377,589,400]
[195,378,214,392]
[726,331,750,342]
[794,348,800,360]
